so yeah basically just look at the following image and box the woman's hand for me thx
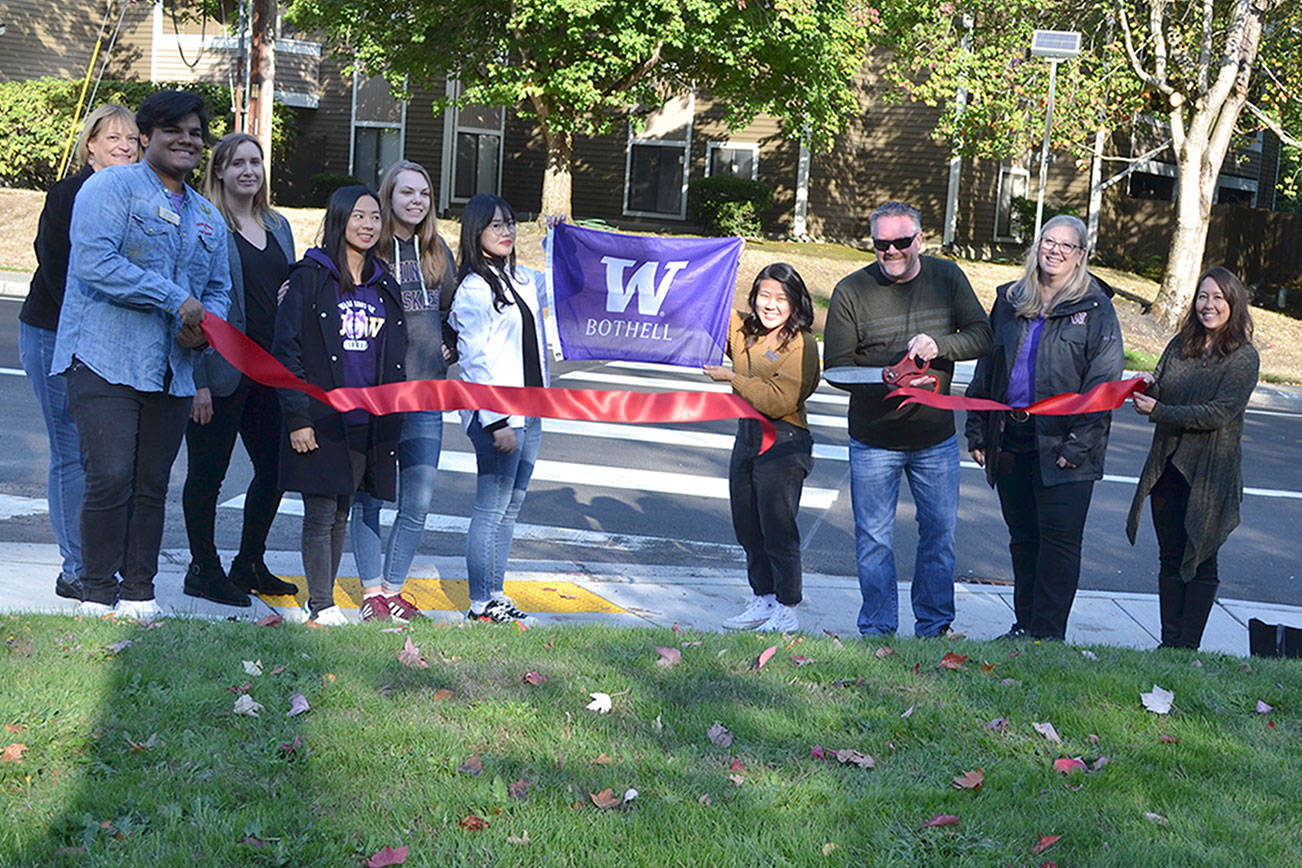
[190,387,213,425]
[702,364,734,383]
[289,426,318,453]
[970,448,985,468]
[1132,392,1157,415]
[1056,455,1077,469]
[492,426,517,454]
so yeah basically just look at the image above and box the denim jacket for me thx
[52,160,231,396]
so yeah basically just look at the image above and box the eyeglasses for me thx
[1040,238,1083,254]
[872,233,918,252]
[488,219,517,235]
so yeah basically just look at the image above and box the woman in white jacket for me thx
[449,194,550,623]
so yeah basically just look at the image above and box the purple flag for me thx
[546,223,742,367]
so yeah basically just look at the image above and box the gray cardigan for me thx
[195,210,296,397]
[1126,336,1260,579]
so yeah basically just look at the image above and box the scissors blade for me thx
[822,366,889,386]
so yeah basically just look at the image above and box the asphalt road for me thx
[2,296,1299,606]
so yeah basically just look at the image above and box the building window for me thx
[443,84,504,204]
[1216,176,1257,206]
[994,163,1029,241]
[624,93,694,220]
[1127,171,1176,201]
[706,142,758,180]
[350,73,405,189]
[353,127,402,190]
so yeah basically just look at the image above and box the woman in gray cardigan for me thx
[181,133,299,607]
[1127,266,1259,650]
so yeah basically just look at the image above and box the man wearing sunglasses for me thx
[824,201,992,639]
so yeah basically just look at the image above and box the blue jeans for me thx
[351,410,444,593]
[849,434,959,637]
[466,415,541,603]
[19,322,84,581]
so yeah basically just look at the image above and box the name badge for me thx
[157,205,181,226]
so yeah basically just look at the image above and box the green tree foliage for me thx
[286,0,868,216]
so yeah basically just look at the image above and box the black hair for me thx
[742,262,814,350]
[135,90,210,142]
[1178,265,1254,359]
[320,185,382,297]
[456,193,517,312]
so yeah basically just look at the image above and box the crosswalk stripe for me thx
[556,369,850,407]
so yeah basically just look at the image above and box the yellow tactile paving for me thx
[258,577,625,614]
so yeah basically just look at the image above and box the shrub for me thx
[307,172,365,207]
[0,77,297,190]
[689,175,772,238]
[1009,195,1079,241]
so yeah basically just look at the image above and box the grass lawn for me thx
[2,615,1298,866]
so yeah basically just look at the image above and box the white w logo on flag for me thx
[600,257,689,316]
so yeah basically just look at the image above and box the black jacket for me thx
[964,279,1124,488]
[21,166,93,331]
[272,255,407,498]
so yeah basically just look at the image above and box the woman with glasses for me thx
[964,215,1124,641]
[448,195,551,624]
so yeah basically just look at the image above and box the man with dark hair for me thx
[53,90,231,618]
[824,201,992,638]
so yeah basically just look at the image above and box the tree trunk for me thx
[539,127,574,221]
[1153,150,1215,330]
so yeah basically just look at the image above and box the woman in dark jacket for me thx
[182,133,298,607]
[272,186,406,625]
[965,215,1124,641]
[1126,266,1259,650]
[20,104,138,602]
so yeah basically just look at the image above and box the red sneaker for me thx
[360,594,391,622]
[386,592,424,623]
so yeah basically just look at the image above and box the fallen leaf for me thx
[1090,755,1111,772]
[909,663,920,675]
[458,815,488,831]
[1086,733,1100,743]
[728,773,745,786]
[398,637,429,669]
[1140,684,1174,715]
[287,693,310,717]
[792,655,814,666]
[590,752,613,765]
[874,645,894,659]
[523,671,548,685]
[810,744,826,759]
[623,787,638,803]
[365,845,409,866]
[1158,734,1179,744]
[1053,757,1087,774]
[270,665,286,676]
[834,749,875,769]
[938,652,968,670]
[980,661,997,675]
[323,672,336,683]
[952,768,983,790]
[1080,649,1098,660]
[987,717,1010,733]
[698,794,712,806]
[124,733,157,752]
[672,622,685,634]
[238,835,265,848]
[654,646,682,667]
[590,788,621,809]
[901,705,914,719]
[1256,700,1274,714]
[243,660,263,677]
[1032,834,1062,855]
[254,613,283,627]
[433,689,454,702]
[651,714,663,732]
[379,626,405,634]
[586,692,612,714]
[227,681,253,695]
[508,778,533,800]
[4,724,25,734]
[1032,722,1062,744]
[233,695,263,716]
[507,831,531,845]
[2,743,28,763]
[457,756,483,776]
[514,620,528,632]
[106,639,133,654]
[822,843,838,856]
[707,722,734,747]
[920,814,960,828]
[279,733,302,755]
[1143,811,1168,825]
[754,645,778,670]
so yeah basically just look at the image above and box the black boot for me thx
[1177,580,1219,649]
[229,556,299,596]
[1157,576,1185,648]
[183,561,252,608]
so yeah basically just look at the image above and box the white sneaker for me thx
[279,604,308,624]
[116,599,161,620]
[756,605,799,633]
[722,594,777,630]
[311,605,350,626]
[75,600,114,617]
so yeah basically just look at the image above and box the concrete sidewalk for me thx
[3,542,1300,657]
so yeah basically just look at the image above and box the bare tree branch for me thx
[1199,0,1213,92]
[1150,0,1169,82]
[1116,0,1172,93]
[1246,101,1302,147]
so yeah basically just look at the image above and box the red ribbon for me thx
[887,376,1148,415]
[199,314,776,451]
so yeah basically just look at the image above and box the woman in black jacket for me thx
[272,186,406,625]
[965,215,1124,641]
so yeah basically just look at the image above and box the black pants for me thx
[301,450,367,616]
[182,379,283,567]
[995,449,1095,639]
[728,419,813,606]
[1151,463,1218,583]
[66,363,190,605]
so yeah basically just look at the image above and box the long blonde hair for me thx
[72,104,138,170]
[1007,215,1092,318]
[377,160,449,286]
[203,133,275,231]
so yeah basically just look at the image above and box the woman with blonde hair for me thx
[180,132,299,607]
[965,215,1124,641]
[20,104,138,602]
[349,160,458,622]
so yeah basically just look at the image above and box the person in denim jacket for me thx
[52,90,231,619]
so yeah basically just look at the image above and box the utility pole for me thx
[246,0,276,185]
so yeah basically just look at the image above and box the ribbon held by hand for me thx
[198,313,776,451]
[887,376,1148,416]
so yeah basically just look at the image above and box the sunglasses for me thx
[872,233,918,252]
